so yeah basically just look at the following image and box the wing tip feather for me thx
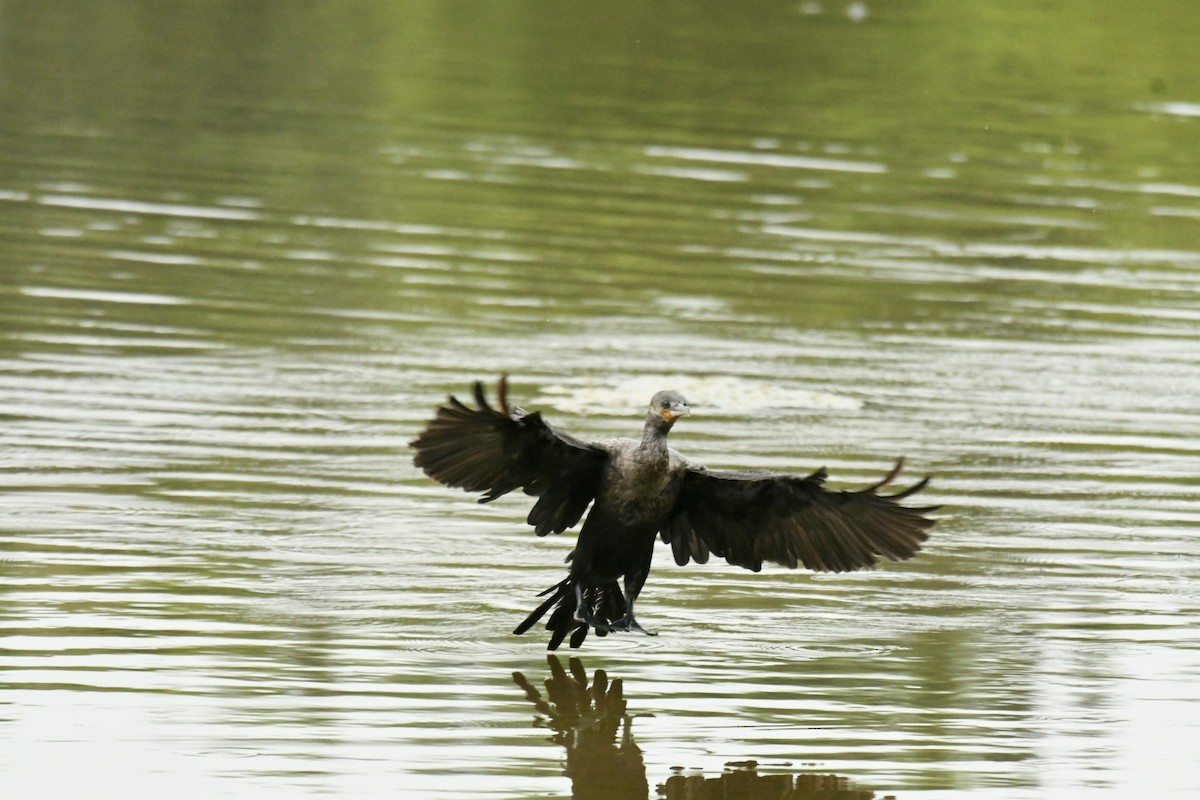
[497,374,510,415]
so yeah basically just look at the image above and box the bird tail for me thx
[513,577,625,650]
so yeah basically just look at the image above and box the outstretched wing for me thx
[661,459,937,573]
[410,376,608,536]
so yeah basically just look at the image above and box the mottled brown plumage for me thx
[410,376,938,649]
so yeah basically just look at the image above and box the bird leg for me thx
[610,585,656,636]
[572,582,609,630]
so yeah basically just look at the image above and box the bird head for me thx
[648,390,690,430]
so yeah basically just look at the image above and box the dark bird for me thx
[410,377,937,650]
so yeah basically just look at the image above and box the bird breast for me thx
[595,439,683,527]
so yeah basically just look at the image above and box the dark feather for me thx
[410,376,608,536]
[661,458,938,574]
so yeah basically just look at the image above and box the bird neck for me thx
[639,418,671,454]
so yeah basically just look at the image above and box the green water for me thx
[2,1,1199,798]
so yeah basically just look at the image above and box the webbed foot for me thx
[611,616,656,636]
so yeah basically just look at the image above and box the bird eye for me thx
[661,400,671,409]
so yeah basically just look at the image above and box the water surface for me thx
[2,1,1199,798]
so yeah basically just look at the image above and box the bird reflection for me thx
[513,656,886,800]
[660,768,878,800]
[513,656,647,800]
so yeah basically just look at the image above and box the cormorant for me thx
[410,377,937,649]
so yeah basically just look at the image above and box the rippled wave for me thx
[3,2,1199,798]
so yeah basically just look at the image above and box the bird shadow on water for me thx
[513,655,889,800]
